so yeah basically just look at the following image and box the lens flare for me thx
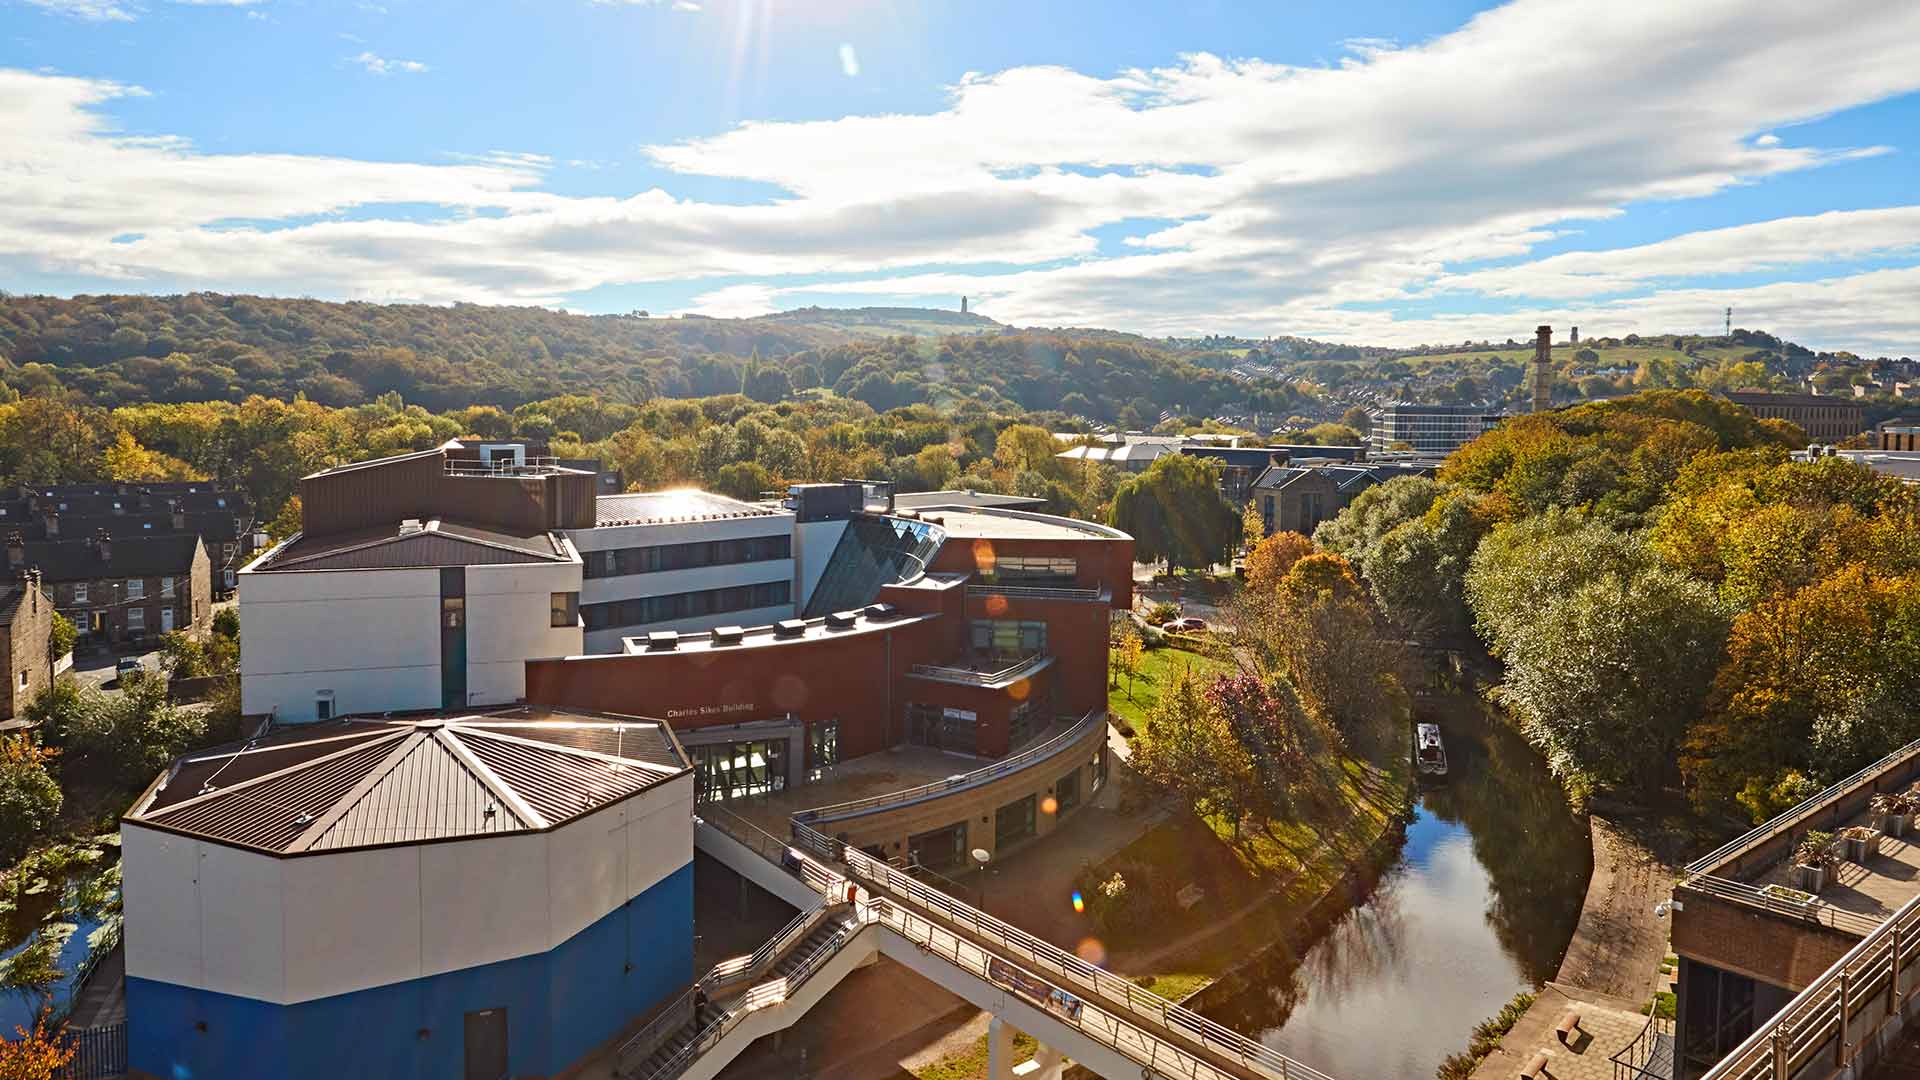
[1071,890,1085,913]
[1075,936,1106,964]
[1040,795,1059,815]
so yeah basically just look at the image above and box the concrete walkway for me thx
[1467,983,1653,1080]
[1556,814,1675,1002]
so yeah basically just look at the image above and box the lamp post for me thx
[972,847,992,910]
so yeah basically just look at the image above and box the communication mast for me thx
[1725,307,1732,336]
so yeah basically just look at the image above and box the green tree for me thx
[1108,454,1237,572]
[47,613,75,663]
[0,735,62,863]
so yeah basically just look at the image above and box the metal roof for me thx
[252,518,570,572]
[126,708,688,857]
[593,489,784,527]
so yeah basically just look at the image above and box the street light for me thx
[972,847,992,909]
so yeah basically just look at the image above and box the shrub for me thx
[212,607,239,640]
[47,613,76,662]
[0,1005,76,1079]
[1145,602,1180,626]
[1795,830,1837,869]
[0,735,62,863]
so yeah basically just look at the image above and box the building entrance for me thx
[906,704,977,753]
[908,821,967,872]
[692,739,788,803]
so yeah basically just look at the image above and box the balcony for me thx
[907,652,1053,688]
[964,583,1105,603]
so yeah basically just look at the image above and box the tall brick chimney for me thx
[1532,325,1553,414]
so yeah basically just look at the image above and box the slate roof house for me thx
[7,530,212,646]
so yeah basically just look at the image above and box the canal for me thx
[1196,702,1593,1079]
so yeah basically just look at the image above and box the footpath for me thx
[1469,813,1678,1080]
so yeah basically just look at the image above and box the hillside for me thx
[0,294,1311,424]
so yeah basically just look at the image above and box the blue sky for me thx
[3,0,1919,353]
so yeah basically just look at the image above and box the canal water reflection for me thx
[1198,702,1592,1079]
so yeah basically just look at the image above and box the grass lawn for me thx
[1107,644,1236,736]
[909,1027,1039,1080]
[1130,972,1213,1002]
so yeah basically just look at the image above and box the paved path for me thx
[1556,815,1675,1001]
[1467,983,1652,1080]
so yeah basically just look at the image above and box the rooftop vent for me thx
[398,518,426,536]
[863,603,898,620]
[647,631,680,652]
[773,619,808,639]
[825,610,858,628]
[711,625,745,645]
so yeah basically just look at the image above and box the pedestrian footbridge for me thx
[610,805,1337,1080]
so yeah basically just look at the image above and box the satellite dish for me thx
[971,848,991,865]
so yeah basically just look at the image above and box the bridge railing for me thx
[789,821,1336,1080]
[1701,890,1920,1080]
[792,710,1104,826]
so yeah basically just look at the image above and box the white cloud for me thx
[349,51,428,75]
[838,44,860,78]
[15,0,135,21]
[4,0,1920,354]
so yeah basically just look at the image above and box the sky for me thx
[2,0,1918,355]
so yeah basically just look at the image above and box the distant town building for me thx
[1722,390,1867,441]
[10,529,211,646]
[1369,404,1507,455]
[1878,420,1920,451]
[1795,444,1920,487]
[0,481,262,592]
[1250,461,1439,537]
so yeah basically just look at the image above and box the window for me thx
[582,534,792,579]
[126,607,144,632]
[222,543,236,560]
[125,578,144,600]
[983,556,1078,586]
[550,591,578,628]
[995,794,1036,847]
[1055,769,1081,814]
[1091,745,1108,792]
[808,718,840,779]
[160,576,174,599]
[580,579,791,631]
[971,619,1046,659]
[18,670,27,689]
[72,582,87,604]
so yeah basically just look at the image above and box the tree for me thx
[0,735,61,863]
[713,461,773,500]
[1113,626,1144,699]
[0,1007,76,1080]
[1467,516,1731,800]
[1243,531,1314,593]
[1129,665,1258,834]
[47,614,74,664]
[1236,553,1405,747]
[33,676,208,792]
[1108,454,1237,572]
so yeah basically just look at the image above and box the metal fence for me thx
[908,652,1051,686]
[1685,737,1920,877]
[1681,874,1887,938]
[965,584,1105,602]
[1701,891,1920,1080]
[56,1023,126,1080]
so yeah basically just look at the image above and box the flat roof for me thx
[616,604,938,656]
[594,489,788,527]
[124,707,688,857]
[904,506,1129,542]
[892,490,1047,511]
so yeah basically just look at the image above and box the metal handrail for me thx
[792,710,1104,825]
[1680,874,1887,937]
[706,901,834,987]
[1610,998,1674,1080]
[790,821,1337,1080]
[907,652,1051,686]
[1686,737,1920,877]
[1701,890,1920,1079]
[964,583,1104,601]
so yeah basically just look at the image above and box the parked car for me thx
[1168,617,1210,633]
[115,657,146,684]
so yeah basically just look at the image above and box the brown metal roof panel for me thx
[457,733,664,826]
[150,725,397,813]
[461,721,684,770]
[308,736,525,850]
[148,738,398,852]
[262,531,562,572]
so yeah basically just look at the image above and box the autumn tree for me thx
[0,1007,75,1080]
[1242,531,1314,593]
[0,735,61,863]
[1236,553,1405,748]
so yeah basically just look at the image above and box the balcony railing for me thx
[791,710,1104,826]
[1678,874,1887,938]
[1685,736,1920,879]
[965,583,1104,602]
[907,652,1051,687]
[1701,890,1920,1080]
[443,457,579,478]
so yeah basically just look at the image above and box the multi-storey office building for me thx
[1369,403,1508,455]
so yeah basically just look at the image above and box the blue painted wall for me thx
[128,861,693,1080]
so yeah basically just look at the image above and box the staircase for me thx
[624,1011,714,1080]
[769,912,857,983]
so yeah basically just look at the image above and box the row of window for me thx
[970,619,1048,658]
[69,577,178,604]
[581,580,792,631]
[979,556,1078,586]
[582,534,791,579]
